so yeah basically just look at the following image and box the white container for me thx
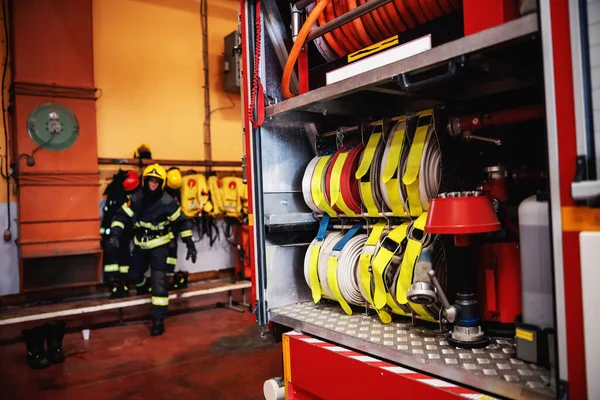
[82,329,90,340]
[263,378,285,400]
[518,195,554,330]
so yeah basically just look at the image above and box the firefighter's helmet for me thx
[134,144,152,159]
[142,163,167,189]
[123,170,139,192]
[167,168,182,190]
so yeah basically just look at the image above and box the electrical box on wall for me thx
[223,30,241,94]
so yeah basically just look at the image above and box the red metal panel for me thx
[10,0,94,87]
[463,0,519,36]
[288,382,320,400]
[287,334,478,399]
[239,0,257,306]
[298,48,309,95]
[478,243,522,323]
[546,1,587,397]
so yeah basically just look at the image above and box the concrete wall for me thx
[0,203,19,296]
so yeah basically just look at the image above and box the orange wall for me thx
[93,0,242,163]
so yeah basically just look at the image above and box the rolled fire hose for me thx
[356,122,387,216]
[302,109,441,218]
[399,110,441,217]
[383,229,448,322]
[379,117,409,217]
[304,230,343,299]
[302,156,325,213]
[324,141,364,216]
[302,154,338,216]
[318,231,344,300]
[339,234,368,306]
[305,229,368,313]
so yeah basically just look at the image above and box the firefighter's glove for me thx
[184,238,197,263]
[108,235,120,251]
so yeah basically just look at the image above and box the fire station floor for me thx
[0,293,282,400]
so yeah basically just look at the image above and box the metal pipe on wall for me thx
[97,158,242,168]
[201,0,213,169]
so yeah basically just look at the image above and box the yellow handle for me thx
[355,132,382,179]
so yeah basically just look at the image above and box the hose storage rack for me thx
[250,2,553,398]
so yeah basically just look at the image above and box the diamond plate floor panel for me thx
[271,301,554,399]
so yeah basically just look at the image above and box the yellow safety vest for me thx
[181,174,210,218]
[221,176,245,218]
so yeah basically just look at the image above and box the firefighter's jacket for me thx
[109,190,193,250]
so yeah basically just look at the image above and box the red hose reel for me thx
[315,0,461,59]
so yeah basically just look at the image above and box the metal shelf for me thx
[271,301,554,400]
[265,14,539,119]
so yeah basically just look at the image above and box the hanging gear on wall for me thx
[180,172,220,246]
[134,144,152,160]
[166,167,183,193]
[220,175,250,279]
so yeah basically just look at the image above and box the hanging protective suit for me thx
[107,164,197,336]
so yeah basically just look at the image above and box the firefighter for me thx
[107,164,197,336]
[165,167,189,290]
[101,170,140,298]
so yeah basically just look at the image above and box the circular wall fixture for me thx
[27,103,79,151]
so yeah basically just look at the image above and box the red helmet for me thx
[123,170,140,192]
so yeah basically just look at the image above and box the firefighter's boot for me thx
[151,318,165,336]
[172,270,189,290]
[136,278,152,296]
[121,282,130,298]
[21,326,50,369]
[109,281,122,299]
[45,321,66,364]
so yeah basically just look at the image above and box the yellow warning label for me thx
[516,328,534,342]
[347,36,399,63]
[248,213,254,227]
[562,206,600,231]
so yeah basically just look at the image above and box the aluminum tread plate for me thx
[265,14,538,119]
[271,301,554,399]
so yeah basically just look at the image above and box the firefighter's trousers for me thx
[103,233,132,283]
[129,243,170,319]
[167,239,178,272]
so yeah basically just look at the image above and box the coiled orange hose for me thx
[282,0,330,99]
[282,0,461,99]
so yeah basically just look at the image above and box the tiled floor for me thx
[0,294,281,400]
